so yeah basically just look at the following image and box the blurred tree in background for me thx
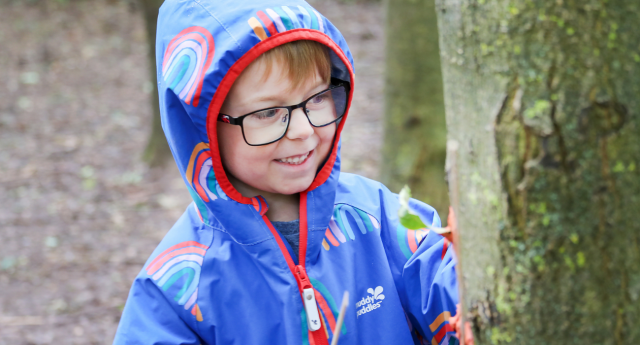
[382,0,448,217]
[140,0,172,167]
[437,0,640,343]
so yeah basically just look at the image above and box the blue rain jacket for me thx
[114,0,459,344]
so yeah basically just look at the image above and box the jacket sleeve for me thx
[113,276,203,345]
[380,194,459,345]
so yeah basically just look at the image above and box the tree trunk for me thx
[382,0,449,217]
[141,0,172,167]
[436,0,640,343]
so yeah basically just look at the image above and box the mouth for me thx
[275,150,313,165]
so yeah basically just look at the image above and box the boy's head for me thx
[218,40,346,197]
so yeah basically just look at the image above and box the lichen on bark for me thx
[435,0,640,343]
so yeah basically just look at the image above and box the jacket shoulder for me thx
[114,206,211,342]
[335,172,396,226]
[147,203,215,264]
[336,172,390,204]
[136,204,214,320]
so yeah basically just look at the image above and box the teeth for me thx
[277,151,310,165]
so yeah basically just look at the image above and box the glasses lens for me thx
[305,86,347,127]
[242,108,290,145]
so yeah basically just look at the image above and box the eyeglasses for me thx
[218,80,349,146]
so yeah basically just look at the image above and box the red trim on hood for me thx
[205,29,355,205]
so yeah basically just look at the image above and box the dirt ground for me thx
[0,0,384,343]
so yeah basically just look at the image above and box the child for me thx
[114,0,464,344]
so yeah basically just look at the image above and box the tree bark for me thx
[436,0,640,343]
[140,0,172,167]
[382,0,449,217]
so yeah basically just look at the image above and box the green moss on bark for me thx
[436,0,640,343]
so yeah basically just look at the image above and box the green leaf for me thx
[398,185,425,229]
[400,213,427,230]
[398,185,450,235]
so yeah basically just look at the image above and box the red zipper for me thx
[295,265,323,333]
[260,193,329,345]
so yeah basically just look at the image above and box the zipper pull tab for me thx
[303,288,322,331]
[295,265,322,331]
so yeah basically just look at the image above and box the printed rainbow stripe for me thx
[185,142,228,224]
[396,224,431,259]
[431,323,455,345]
[429,311,451,333]
[309,278,347,341]
[322,204,380,251]
[186,142,229,203]
[247,5,325,41]
[440,238,450,260]
[162,26,214,107]
[146,241,209,321]
[428,307,457,344]
[440,334,458,345]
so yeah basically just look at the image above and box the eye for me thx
[309,93,327,104]
[254,109,278,119]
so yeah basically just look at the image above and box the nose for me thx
[285,107,314,141]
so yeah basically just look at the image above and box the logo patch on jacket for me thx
[356,286,385,318]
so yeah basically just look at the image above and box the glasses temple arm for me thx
[217,113,243,125]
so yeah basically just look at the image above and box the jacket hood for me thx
[156,0,355,230]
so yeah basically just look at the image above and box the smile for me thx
[275,150,312,165]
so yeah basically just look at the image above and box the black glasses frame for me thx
[218,78,350,146]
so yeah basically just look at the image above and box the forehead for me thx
[226,58,324,109]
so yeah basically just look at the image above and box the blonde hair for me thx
[256,40,332,90]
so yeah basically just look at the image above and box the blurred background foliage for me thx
[382,0,448,219]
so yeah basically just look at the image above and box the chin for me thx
[272,177,314,195]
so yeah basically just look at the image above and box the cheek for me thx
[316,124,337,154]
[217,124,243,166]
[217,125,275,176]
[218,126,253,175]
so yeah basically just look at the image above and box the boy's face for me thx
[218,58,336,196]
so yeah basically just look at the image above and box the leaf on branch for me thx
[398,185,451,236]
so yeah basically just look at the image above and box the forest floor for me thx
[0,0,384,343]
